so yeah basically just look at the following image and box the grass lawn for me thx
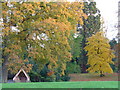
[2,81,119,88]
[2,73,119,89]
[69,73,119,81]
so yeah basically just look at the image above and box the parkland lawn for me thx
[2,81,119,88]
[2,73,119,88]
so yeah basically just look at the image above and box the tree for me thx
[1,1,36,82]
[84,32,115,77]
[1,1,87,82]
[109,38,118,72]
[116,43,120,73]
[67,31,82,73]
[77,1,101,73]
[109,38,117,49]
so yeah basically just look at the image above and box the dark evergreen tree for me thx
[77,1,101,73]
[109,38,117,49]
[109,38,118,72]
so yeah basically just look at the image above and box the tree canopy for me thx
[84,32,115,76]
[1,1,87,82]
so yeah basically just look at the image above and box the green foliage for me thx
[110,64,118,73]
[68,31,82,73]
[39,65,56,82]
[29,71,41,82]
[28,61,70,82]
[66,61,81,74]
[109,38,117,49]
[29,63,54,82]
[69,31,82,60]
[83,1,101,37]
[109,38,118,72]
[76,1,101,73]
[60,74,70,81]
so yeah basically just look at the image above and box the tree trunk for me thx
[81,25,88,73]
[80,35,87,73]
[81,64,87,73]
[2,57,8,83]
[100,71,105,77]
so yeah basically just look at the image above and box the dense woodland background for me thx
[1,0,119,83]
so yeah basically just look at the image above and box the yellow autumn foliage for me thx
[2,1,87,75]
[85,32,115,75]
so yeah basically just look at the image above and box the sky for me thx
[95,0,119,40]
[69,0,119,40]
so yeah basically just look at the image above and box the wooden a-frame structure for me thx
[13,68,30,82]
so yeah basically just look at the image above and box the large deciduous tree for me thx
[84,32,115,77]
[1,1,87,82]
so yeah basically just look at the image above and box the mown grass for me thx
[2,81,119,88]
[69,73,118,81]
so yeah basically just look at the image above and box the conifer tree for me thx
[77,1,101,73]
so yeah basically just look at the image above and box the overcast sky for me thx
[95,0,119,40]
[69,0,119,40]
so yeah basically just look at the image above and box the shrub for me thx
[66,61,81,74]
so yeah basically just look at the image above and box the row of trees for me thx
[67,1,118,77]
[1,0,117,83]
[69,1,101,73]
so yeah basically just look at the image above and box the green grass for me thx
[2,81,119,88]
[69,73,118,81]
